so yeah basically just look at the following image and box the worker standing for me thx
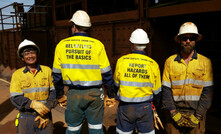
[162,22,214,134]
[114,29,162,134]
[10,39,57,134]
[52,10,115,134]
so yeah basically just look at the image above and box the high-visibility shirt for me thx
[114,50,161,103]
[10,64,55,111]
[162,51,213,115]
[52,33,114,97]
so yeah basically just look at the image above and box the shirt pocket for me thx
[192,72,204,89]
[39,77,49,86]
[21,80,31,89]
[170,74,183,89]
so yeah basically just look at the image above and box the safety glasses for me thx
[180,36,197,41]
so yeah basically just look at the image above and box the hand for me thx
[30,101,50,116]
[104,97,116,107]
[186,114,200,127]
[58,95,67,108]
[171,110,188,127]
[35,115,49,129]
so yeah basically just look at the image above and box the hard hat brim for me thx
[17,45,40,58]
[174,33,202,43]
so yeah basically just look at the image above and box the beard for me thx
[180,44,195,54]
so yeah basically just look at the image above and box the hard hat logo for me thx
[129,28,150,44]
[17,39,40,58]
[174,22,202,43]
[70,10,91,27]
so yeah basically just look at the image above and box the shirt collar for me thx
[132,50,146,55]
[23,63,41,73]
[174,50,198,61]
[72,32,89,37]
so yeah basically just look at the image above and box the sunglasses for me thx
[180,36,197,41]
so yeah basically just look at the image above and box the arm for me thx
[162,60,176,111]
[99,44,115,98]
[102,70,115,98]
[52,44,64,98]
[10,95,32,111]
[113,59,120,95]
[46,69,58,109]
[10,72,32,111]
[196,59,214,116]
[152,63,162,107]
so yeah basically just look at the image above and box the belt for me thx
[20,111,38,116]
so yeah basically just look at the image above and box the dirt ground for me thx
[0,65,221,134]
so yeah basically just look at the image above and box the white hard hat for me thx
[174,22,202,42]
[17,39,40,57]
[129,28,149,44]
[70,10,91,27]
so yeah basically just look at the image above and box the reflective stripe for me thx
[162,81,171,88]
[120,81,153,88]
[172,80,184,85]
[116,127,133,134]
[67,124,82,131]
[172,79,203,86]
[153,87,161,95]
[164,79,213,88]
[173,95,200,101]
[185,79,203,85]
[114,80,119,87]
[10,92,23,97]
[100,66,111,73]
[119,94,153,102]
[61,64,100,69]
[22,87,49,94]
[88,123,102,129]
[52,67,61,73]
[63,80,102,86]
[50,86,55,91]
[138,130,155,134]
[38,100,47,104]
[204,81,213,87]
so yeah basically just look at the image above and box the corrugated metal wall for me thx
[0,32,23,69]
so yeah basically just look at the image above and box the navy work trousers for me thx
[17,112,53,134]
[116,101,155,134]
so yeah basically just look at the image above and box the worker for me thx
[52,10,115,134]
[162,22,214,133]
[114,28,162,134]
[10,39,57,134]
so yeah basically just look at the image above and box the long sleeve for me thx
[99,43,115,98]
[46,71,58,109]
[10,95,32,111]
[52,42,65,98]
[52,72,64,98]
[10,72,32,111]
[196,59,214,116]
[196,86,213,116]
[162,59,176,110]
[102,70,115,98]
[152,63,162,107]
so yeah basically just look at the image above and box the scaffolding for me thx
[0,2,50,31]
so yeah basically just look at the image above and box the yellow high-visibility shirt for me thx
[162,52,213,102]
[10,65,55,104]
[114,51,161,102]
[52,33,111,87]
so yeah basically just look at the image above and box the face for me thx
[179,34,197,54]
[21,48,37,65]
